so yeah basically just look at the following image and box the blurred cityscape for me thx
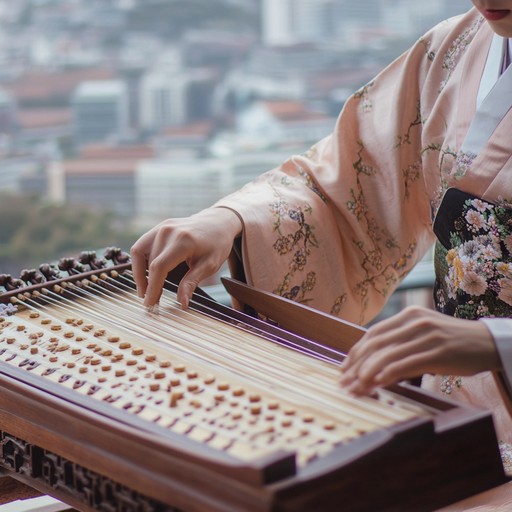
[0,0,470,273]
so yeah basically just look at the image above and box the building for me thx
[139,49,217,132]
[0,88,17,136]
[71,80,129,147]
[135,156,230,227]
[261,0,295,46]
[0,152,39,193]
[134,147,297,228]
[261,0,377,46]
[261,0,471,47]
[47,143,155,217]
[17,107,72,148]
[236,100,336,149]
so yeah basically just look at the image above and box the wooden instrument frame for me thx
[0,263,508,511]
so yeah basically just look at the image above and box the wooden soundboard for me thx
[0,251,507,511]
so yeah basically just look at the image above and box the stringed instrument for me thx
[0,249,507,511]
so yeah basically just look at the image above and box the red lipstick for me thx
[482,9,511,21]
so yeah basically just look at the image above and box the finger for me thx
[130,235,153,298]
[345,349,435,396]
[176,258,218,309]
[349,332,447,395]
[342,307,439,378]
[143,223,201,306]
[342,314,405,372]
[340,327,400,385]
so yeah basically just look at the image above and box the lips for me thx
[482,9,511,21]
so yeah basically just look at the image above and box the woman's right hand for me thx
[130,207,243,308]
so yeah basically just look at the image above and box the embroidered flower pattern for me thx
[354,81,375,113]
[453,150,477,179]
[396,102,423,148]
[440,375,462,395]
[269,194,321,306]
[499,441,512,476]
[419,37,435,61]
[402,160,422,200]
[435,193,512,319]
[346,144,419,322]
[439,17,484,92]
[296,163,328,203]
[330,294,348,316]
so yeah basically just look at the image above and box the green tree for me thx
[0,194,136,277]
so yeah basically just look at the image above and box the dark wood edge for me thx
[0,369,295,489]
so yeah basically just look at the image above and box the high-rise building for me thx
[261,0,295,46]
[261,0,470,47]
[71,80,129,147]
[139,49,216,132]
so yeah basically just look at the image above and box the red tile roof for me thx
[79,143,155,160]
[17,108,72,129]
[7,68,115,103]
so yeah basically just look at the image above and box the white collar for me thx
[477,34,511,108]
[462,34,512,156]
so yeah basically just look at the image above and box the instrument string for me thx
[110,274,418,423]
[7,273,424,426]
[115,271,344,363]
[49,281,411,425]
[5,298,360,450]
[88,275,424,421]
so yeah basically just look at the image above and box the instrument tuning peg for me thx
[58,257,84,275]
[104,247,130,265]
[39,263,61,281]
[20,269,44,285]
[78,251,107,270]
[0,274,25,291]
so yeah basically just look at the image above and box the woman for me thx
[131,1,512,473]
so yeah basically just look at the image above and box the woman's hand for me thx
[130,207,242,308]
[339,306,500,395]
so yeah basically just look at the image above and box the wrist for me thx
[211,206,244,238]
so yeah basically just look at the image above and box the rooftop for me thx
[17,108,72,130]
[62,158,138,176]
[6,68,115,103]
[73,80,126,100]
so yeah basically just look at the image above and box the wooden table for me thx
[0,475,41,505]
[437,481,512,511]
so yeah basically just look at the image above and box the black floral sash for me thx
[433,188,512,319]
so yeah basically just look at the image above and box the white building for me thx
[134,149,296,228]
[261,0,294,46]
[135,156,230,227]
[236,100,336,149]
[0,153,39,193]
[139,48,215,132]
[262,0,383,46]
[72,80,129,147]
[261,0,471,47]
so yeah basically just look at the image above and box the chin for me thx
[486,22,512,37]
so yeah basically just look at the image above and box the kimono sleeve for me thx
[215,17,469,325]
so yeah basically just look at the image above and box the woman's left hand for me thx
[339,306,501,395]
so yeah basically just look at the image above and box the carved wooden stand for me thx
[0,431,177,511]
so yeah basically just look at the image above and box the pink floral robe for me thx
[216,8,512,474]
